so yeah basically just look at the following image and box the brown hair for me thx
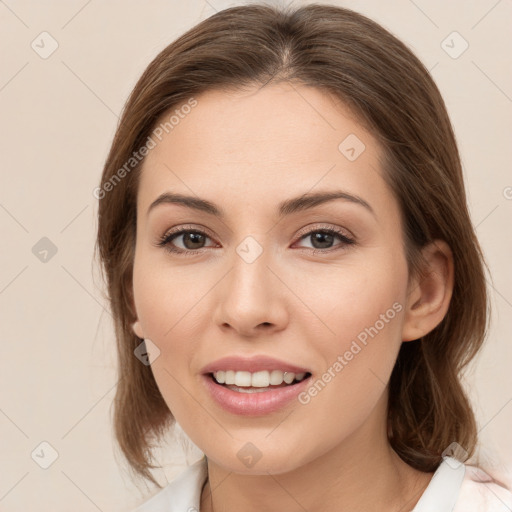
[95,3,489,486]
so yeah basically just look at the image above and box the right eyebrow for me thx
[147,192,221,217]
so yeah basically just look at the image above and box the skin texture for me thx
[131,82,454,512]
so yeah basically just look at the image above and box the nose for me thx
[212,245,289,337]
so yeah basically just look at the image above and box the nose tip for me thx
[212,253,288,337]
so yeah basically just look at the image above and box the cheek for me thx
[131,260,203,420]
[291,252,407,413]
[292,250,407,352]
[131,253,192,381]
[132,248,209,341]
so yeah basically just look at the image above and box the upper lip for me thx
[200,355,310,374]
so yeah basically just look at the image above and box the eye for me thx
[294,226,355,253]
[156,224,356,256]
[156,226,217,255]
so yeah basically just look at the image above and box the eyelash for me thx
[156,224,356,257]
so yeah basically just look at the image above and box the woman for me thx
[95,3,512,511]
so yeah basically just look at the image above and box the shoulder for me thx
[134,457,208,512]
[454,465,512,512]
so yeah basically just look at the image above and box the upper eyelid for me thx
[162,224,217,242]
[295,224,353,239]
[162,223,351,237]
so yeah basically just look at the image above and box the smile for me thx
[202,371,312,415]
[213,370,309,388]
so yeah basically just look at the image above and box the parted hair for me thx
[95,2,489,486]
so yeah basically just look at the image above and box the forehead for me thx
[137,83,394,219]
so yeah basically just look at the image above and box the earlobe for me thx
[401,240,454,342]
[127,277,143,338]
[132,319,144,339]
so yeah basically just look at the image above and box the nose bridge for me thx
[213,234,287,334]
[228,235,273,307]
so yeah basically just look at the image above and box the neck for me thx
[200,397,433,512]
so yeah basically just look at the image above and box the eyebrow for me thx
[147,190,375,218]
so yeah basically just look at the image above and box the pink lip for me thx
[200,355,310,374]
[201,373,312,416]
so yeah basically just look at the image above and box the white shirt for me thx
[134,456,512,511]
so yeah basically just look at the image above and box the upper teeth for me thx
[213,370,307,387]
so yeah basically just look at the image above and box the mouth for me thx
[208,369,312,393]
[202,369,313,416]
[200,355,313,415]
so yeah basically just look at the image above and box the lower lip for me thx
[202,374,311,416]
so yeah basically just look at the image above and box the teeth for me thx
[283,372,295,384]
[252,371,270,387]
[269,370,284,385]
[235,371,252,387]
[212,370,308,387]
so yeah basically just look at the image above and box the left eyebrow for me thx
[277,190,375,218]
[146,190,375,218]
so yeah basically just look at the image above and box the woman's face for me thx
[131,82,412,474]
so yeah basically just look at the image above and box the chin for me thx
[203,441,316,476]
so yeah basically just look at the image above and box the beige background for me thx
[0,0,511,510]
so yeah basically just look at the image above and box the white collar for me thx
[412,457,465,511]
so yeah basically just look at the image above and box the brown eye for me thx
[295,228,355,251]
[157,228,215,254]
[177,231,207,250]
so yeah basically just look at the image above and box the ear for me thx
[402,240,454,342]
[132,319,144,339]
[125,273,144,339]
